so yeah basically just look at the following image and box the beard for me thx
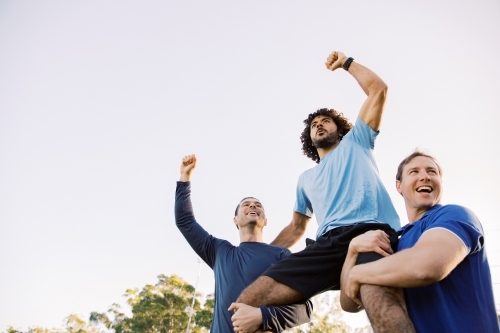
[312,130,340,149]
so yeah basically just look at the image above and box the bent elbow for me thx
[340,297,363,313]
[375,82,388,97]
[292,225,307,238]
[341,303,363,313]
[412,267,446,285]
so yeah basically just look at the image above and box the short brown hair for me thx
[396,150,443,181]
[234,197,261,216]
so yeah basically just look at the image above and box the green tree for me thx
[194,293,214,330]
[64,314,102,333]
[7,280,377,333]
[90,274,211,333]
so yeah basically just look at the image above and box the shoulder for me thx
[349,117,377,136]
[341,117,378,148]
[274,245,292,256]
[298,165,317,183]
[213,238,235,252]
[423,204,484,252]
[262,243,292,257]
[427,204,480,225]
[238,243,291,259]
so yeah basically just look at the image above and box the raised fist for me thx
[325,51,347,71]
[180,154,197,181]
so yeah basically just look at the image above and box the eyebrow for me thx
[240,199,260,204]
[407,166,438,173]
[240,200,262,206]
[312,117,330,123]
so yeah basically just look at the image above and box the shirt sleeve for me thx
[294,175,313,217]
[344,117,378,150]
[259,300,313,332]
[424,205,484,255]
[174,181,220,268]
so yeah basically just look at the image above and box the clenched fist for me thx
[325,51,348,71]
[180,154,197,182]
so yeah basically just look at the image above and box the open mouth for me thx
[416,186,432,193]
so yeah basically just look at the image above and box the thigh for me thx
[262,228,351,300]
[355,224,398,265]
[360,284,413,333]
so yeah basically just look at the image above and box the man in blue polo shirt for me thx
[343,151,499,333]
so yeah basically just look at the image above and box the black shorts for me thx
[262,223,398,301]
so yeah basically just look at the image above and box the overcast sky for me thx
[1,0,500,330]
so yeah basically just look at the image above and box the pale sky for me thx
[1,0,500,330]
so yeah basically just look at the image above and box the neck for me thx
[317,141,340,159]
[407,207,431,224]
[239,227,264,243]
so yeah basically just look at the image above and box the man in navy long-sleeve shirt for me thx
[175,154,312,333]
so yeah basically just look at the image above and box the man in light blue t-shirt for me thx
[234,51,415,333]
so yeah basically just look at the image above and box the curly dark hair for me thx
[300,108,353,163]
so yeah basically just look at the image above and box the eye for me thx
[311,123,316,128]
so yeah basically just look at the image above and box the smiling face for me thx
[310,115,340,149]
[233,197,267,230]
[396,156,443,222]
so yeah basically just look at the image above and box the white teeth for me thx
[417,186,432,192]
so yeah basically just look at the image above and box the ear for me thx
[264,218,268,227]
[233,216,238,227]
[396,180,403,196]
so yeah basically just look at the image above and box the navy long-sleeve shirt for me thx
[175,181,312,332]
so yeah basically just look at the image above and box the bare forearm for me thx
[350,249,441,289]
[270,224,304,248]
[349,229,468,289]
[348,61,387,97]
[340,251,363,312]
[271,212,310,248]
[343,58,388,131]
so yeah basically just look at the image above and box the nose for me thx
[420,172,431,181]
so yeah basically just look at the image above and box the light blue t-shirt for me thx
[294,117,400,238]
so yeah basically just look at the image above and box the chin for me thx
[417,201,436,210]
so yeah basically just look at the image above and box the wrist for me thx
[259,306,268,331]
[342,56,354,71]
[349,266,363,284]
[347,243,358,257]
[179,174,191,182]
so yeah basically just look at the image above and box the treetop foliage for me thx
[6,274,373,333]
